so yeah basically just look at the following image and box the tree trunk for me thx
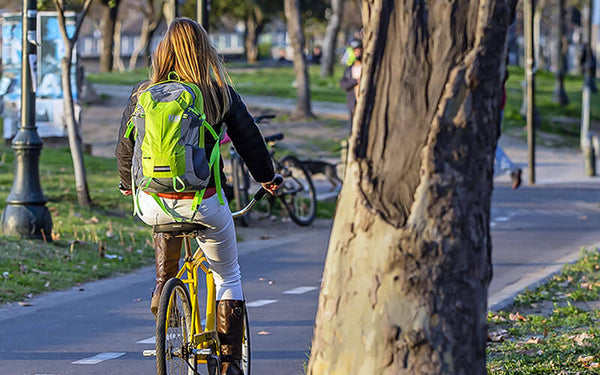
[552,0,569,105]
[113,17,125,72]
[284,0,313,118]
[61,52,91,206]
[244,7,264,64]
[129,0,162,70]
[533,0,545,69]
[100,0,119,72]
[307,1,517,373]
[320,0,343,78]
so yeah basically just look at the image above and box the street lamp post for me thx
[0,0,52,240]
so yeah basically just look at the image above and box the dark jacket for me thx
[115,81,274,190]
[339,65,358,116]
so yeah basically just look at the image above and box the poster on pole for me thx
[0,12,79,140]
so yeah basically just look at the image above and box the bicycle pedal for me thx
[142,349,156,357]
[192,348,213,356]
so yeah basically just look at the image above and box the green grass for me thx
[504,66,600,147]
[86,64,347,103]
[88,64,600,148]
[0,144,155,304]
[487,248,600,374]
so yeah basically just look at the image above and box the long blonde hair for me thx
[150,18,231,124]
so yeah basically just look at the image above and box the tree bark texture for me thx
[244,6,264,64]
[284,0,313,118]
[54,0,93,207]
[320,0,343,78]
[552,0,569,105]
[100,0,119,72]
[308,1,517,374]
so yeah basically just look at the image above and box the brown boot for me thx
[150,232,182,316]
[217,300,245,375]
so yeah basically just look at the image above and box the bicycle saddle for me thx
[153,222,208,234]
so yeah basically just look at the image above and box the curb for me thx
[488,241,600,311]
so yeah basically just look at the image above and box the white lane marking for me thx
[283,286,318,295]
[137,320,207,344]
[137,336,155,344]
[246,300,277,307]
[72,352,125,364]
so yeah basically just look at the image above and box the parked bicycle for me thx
[225,115,317,227]
[142,182,280,375]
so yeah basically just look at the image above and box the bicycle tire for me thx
[241,307,251,375]
[232,155,251,227]
[156,278,196,375]
[278,155,317,226]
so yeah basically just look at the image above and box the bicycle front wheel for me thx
[279,155,317,226]
[156,278,196,375]
[232,155,251,227]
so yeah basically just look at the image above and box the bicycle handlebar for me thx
[231,175,283,219]
[264,133,284,143]
[253,114,276,124]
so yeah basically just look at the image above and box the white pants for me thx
[136,191,243,301]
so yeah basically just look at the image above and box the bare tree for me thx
[53,0,94,206]
[320,0,343,78]
[284,0,313,118]
[307,0,517,373]
[99,0,121,72]
[128,0,164,70]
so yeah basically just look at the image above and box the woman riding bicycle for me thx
[115,18,281,375]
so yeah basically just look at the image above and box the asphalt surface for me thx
[0,221,331,375]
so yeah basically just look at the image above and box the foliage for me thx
[0,143,155,304]
[488,248,600,374]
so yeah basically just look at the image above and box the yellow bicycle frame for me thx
[169,236,220,362]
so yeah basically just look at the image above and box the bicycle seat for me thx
[153,222,208,235]
[264,133,284,142]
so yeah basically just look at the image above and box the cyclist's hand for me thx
[261,174,283,195]
[118,182,132,196]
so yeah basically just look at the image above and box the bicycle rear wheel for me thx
[278,155,317,226]
[232,155,251,227]
[156,278,197,375]
[241,308,251,374]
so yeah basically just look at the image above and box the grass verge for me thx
[0,143,155,304]
[487,248,600,374]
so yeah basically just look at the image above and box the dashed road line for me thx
[283,286,318,295]
[72,352,125,364]
[246,300,277,307]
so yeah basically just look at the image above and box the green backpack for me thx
[125,76,224,220]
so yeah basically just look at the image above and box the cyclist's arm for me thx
[339,65,357,92]
[223,87,275,184]
[116,80,149,190]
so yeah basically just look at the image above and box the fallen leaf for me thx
[591,362,600,369]
[570,333,594,347]
[509,312,526,321]
[558,280,571,287]
[488,329,509,342]
[525,337,542,344]
[44,281,50,288]
[578,216,588,220]
[578,355,595,363]
[258,277,266,281]
[24,293,33,299]
[132,298,142,303]
[268,280,275,285]
[18,301,31,307]
[257,331,270,335]
[260,235,271,240]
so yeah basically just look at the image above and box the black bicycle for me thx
[225,115,317,227]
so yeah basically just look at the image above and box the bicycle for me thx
[226,115,317,227]
[142,183,279,375]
